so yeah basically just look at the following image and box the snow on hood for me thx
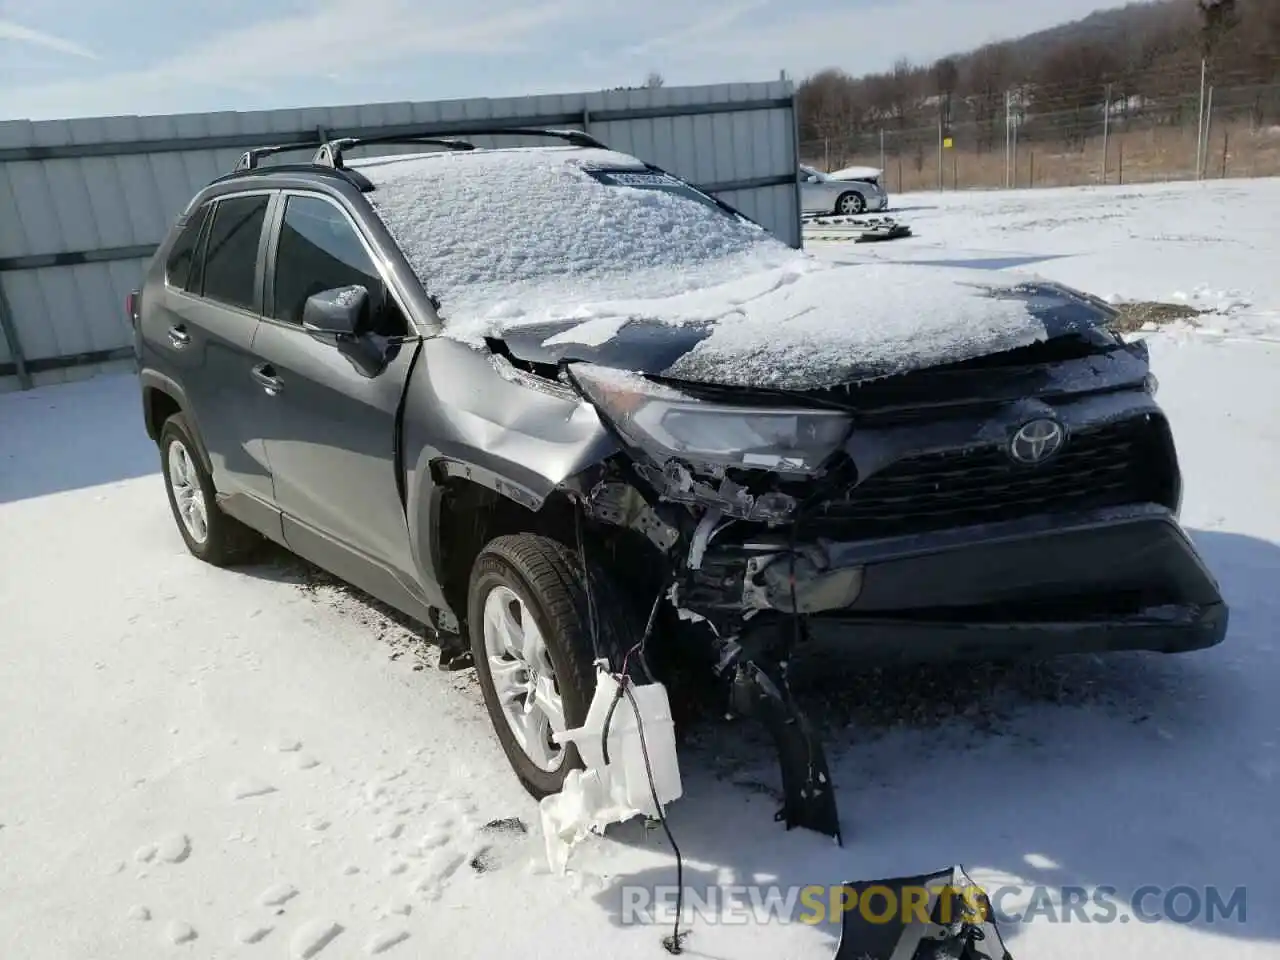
[358,145,803,332]
[490,258,1118,390]
[356,145,1114,391]
[828,165,883,181]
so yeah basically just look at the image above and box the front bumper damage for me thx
[717,505,1228,661]
[664,503,1226,846]
[578,386,1227,848]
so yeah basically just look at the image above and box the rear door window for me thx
[199,194,270,311]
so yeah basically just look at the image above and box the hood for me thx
[828,165,884,182]
[491,260,1119,391]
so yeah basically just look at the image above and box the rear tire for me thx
[468,534,642,799]
[159,413,260,566]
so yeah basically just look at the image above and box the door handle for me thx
[167,325,191,348]
[251,363,283,396]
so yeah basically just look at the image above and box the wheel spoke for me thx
[517,708,556,769]
[188,497,208,541]
[488,656,525,702]
[533,674,566,735]
[486,600,523,659]
[519,612,547,668]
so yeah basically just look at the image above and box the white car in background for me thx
[799,164,889,216]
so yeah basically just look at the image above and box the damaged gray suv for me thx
[132,126,1227,842]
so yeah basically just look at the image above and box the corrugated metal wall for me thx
[0,80,800,391]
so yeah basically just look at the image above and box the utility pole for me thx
[880,128,885,174]
[998,89,1008,188]
[1201,85,1215,176]
[937,111,944,191]
[1011,90,1019,188]
[1102,82,1112,184]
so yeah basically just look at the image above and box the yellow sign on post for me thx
[943,137,954,149]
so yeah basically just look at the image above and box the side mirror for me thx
[805,175,820,183]
[302,285,368,339]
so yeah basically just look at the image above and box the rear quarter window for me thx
[164,203,211,290]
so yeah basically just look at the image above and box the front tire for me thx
[836,191,865,215]
[468,534,641,799]
[159,413,260,566]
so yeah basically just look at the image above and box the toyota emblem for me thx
[1009,418,1065,464]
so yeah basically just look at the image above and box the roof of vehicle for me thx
[342,144,802,343]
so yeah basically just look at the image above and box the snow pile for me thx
[360,146,803,338]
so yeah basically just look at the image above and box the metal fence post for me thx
[0,280,31,390]
[1196,58,1206,178]
[1200,85,1215,175]
[788,89,804,250]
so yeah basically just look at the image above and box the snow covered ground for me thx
[2,178,1279,960]
[813,176,1280,342]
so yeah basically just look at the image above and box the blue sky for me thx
[1,0,1128,121]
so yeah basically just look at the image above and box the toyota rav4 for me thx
[131,126,1228,841]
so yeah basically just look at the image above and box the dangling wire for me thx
[577,502,687,954]
[624,680,689,955]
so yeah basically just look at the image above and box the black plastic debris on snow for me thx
[470,817,529,874]
[802,214,913,242]
[833,865,1013,960]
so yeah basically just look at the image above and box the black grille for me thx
[803,416,1172,540]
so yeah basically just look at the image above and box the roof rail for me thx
[234,140,324,172]
[313,125,609,169]
[314,136,477,169]
[211,163,375,192]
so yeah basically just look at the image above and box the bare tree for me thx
[1197,0,1239,57]
[644,71,665,89]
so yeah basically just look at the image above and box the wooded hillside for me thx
[797,0,1280,188]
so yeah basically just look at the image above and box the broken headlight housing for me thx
[569,362,852,474]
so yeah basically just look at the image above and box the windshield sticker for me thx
[585,167,727,214]
[596,171,682,188]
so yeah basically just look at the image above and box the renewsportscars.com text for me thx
[620,883,1248,927]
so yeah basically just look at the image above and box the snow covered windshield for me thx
[355,147,805,340]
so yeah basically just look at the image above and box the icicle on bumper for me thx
[538,671,682,873]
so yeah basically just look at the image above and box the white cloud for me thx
[1,0,583,118]
[0,18,97,59]
[621,0,772,58]
[0,0,1132,120]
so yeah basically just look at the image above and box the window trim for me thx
[262,189,418,337]
[163,188,274,320]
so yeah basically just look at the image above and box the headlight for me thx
[569,362,851,474]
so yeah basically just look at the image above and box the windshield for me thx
[360,147,803,335]
[800,165,828,181]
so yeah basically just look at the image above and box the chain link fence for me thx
[802,66,1280,193]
